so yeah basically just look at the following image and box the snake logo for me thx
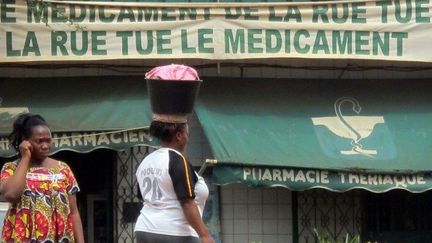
[311,97,396,160]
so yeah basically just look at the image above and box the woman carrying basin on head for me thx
[134,64,215,243]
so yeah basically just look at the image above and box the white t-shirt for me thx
[134,148,209,237]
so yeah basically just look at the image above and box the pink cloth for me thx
[145,64,200,81]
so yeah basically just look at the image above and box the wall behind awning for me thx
[195,78,432,173]
[0,77,154,157]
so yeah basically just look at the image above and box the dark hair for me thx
[9,113,48,152]
[149,121,186,143]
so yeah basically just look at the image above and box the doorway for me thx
[362,190,432,243]
[53,149,115,243]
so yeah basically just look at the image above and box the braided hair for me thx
[9,113,48,152]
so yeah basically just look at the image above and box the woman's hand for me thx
[19,140,32,160]
[180,199,215,243]
[69,195,85,243]
[200,234,215,243]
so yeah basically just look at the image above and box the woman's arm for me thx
[180,198,215,243]
[68,195,85,243]
[0,141,32,203]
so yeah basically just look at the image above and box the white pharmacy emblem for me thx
[312,97,385,158]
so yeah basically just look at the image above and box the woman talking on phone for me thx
[0,113,84,243]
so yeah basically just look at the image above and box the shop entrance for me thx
[53,149,115,243]
[362,190,432,243]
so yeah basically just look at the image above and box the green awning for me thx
[213,165,432,193]
[0,77,154,157]
[196,78,432,192]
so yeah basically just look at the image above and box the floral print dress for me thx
[0,161,80,243]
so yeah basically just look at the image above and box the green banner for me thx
[214,165,432,193]
[1,0,431,62]
[0,129,155,158]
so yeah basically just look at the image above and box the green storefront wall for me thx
[0,77,154,157]
[195,78,432,192]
